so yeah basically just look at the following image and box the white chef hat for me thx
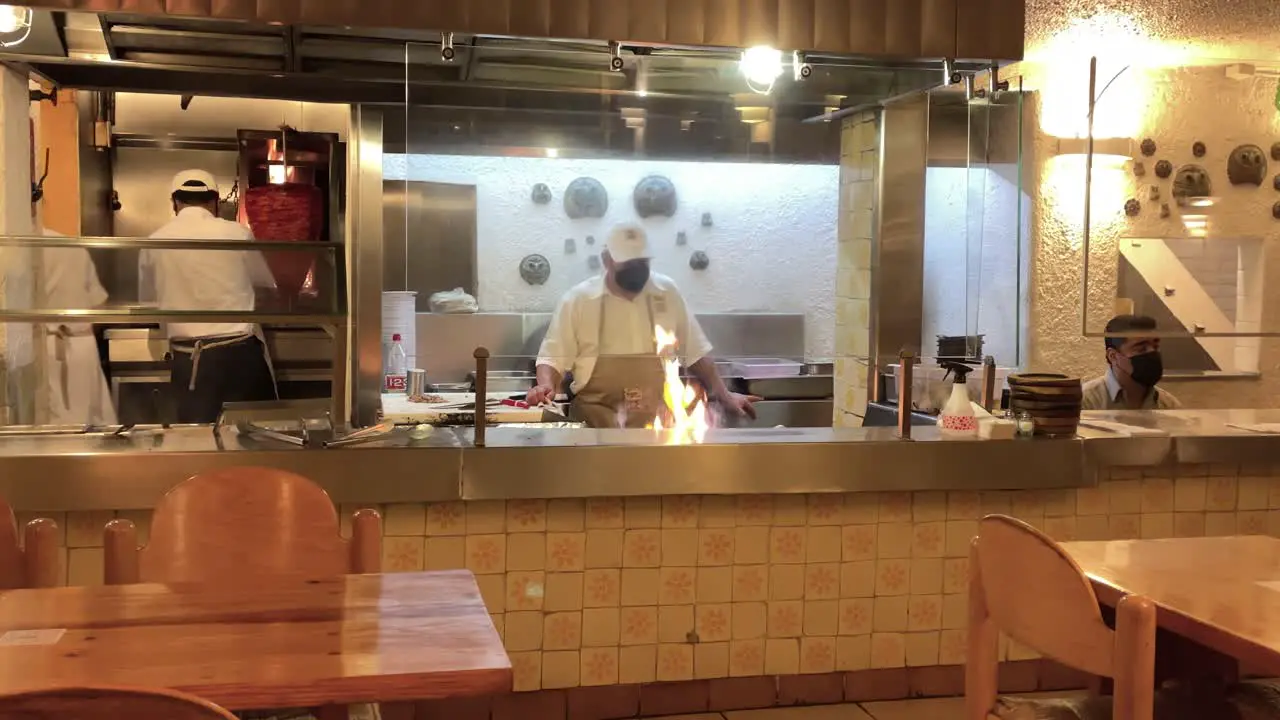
[605,223,652,263]
[171,169,219,194]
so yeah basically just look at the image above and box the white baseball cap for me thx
[606,223,652,263]
[171,169,219,194]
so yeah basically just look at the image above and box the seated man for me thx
[1081,314,1181,410]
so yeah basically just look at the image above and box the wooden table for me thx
[0,570,511,710]
[1062,536,1280,676]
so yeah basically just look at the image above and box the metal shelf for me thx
[112,133,239,152]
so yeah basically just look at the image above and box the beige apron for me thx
[569,293,667,429]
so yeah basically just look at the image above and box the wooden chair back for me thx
[0,685,238,719]
[0,495,60,589]
[966,514,1156,720]
[104,466,382,585]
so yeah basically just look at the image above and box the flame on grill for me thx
[650,325,709,444]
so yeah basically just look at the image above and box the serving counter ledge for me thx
[0,410,1271,512]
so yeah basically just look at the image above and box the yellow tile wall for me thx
[32,462,1277,691]
[834,111,877,428]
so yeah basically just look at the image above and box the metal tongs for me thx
[323,421,395,448]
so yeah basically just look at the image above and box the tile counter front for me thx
[35,460,1272,712]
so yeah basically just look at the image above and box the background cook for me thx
[140,169,278,423]
[527,223,757,428]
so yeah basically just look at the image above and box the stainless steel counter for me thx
[1080,409,1280,467]
[0,409,1271,511]
[0,423,1086,511]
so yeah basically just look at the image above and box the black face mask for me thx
[614,262,650,293]
[1126,351,1164,388]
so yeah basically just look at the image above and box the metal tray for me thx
[743,375,833,400]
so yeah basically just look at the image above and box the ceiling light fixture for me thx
[0,5,32,47]
[740,45,783,95]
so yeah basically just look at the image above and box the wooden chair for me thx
[967,514,1157,720]
[0,496,60,589]
[0,685,238,719]
[103,466,382,584]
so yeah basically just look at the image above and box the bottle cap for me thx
[392,333,402,341]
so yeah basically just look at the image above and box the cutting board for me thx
[381,393,551,425]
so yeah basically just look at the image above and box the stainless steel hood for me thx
[7,11,991,111]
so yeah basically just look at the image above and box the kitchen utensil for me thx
[729,358,803,379]
[407,369,429,397]
[742,375,833,400]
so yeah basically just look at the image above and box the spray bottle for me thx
[937,361,978,437]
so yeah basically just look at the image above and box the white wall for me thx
[383,154,839,359]
[922,165,1027,367]
[112,95,348,238]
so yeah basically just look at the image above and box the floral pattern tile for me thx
[586,498,624,528]
[619,607,658,645]
[699,529,735,566]
[659,567,696,605]
[547,533,586,571]
[696,604,732,643]
[580,647,618,686]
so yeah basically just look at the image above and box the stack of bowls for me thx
[1007,373,1082,437]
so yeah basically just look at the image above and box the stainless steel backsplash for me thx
[414,312,806,382]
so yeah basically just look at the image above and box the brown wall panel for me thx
[956,0,1024,60]
[740,0,780,47]
[587,1,629,44]
[812,0,849,53]
[703,0,742,47]
[919,0,956,57]
[666,0,707,45]
[547,0,590,40]
[422,0,469,33]
[467,0,510,36]
[883,0,922,56]
[777,0,815,52]
[26,0,1023,60]
[627,0,668,44]
[509,0,552,39]
[258,0,302,25]
[847,0,887,55]
[118,0,167,13]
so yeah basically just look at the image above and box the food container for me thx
[406,369,429,398]
[728,358,804,379]
[470,371,535,394]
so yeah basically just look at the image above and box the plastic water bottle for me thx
[384,333,408,393]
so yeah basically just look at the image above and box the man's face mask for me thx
[614,260,650,293]
[1125,350,1164,388]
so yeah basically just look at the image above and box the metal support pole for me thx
[473,347,489,447]
[896,350,914,440]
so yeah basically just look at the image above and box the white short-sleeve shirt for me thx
[536,272,713,393]
[141,207,275,340]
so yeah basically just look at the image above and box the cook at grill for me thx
[139,169,279,423]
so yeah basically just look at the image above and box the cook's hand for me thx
[719,391,761,419]
[527,384,556,406]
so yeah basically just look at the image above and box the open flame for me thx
[650,325,710,444]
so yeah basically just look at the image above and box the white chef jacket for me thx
[39,229,116,425]
[536,272,713,393]
[140,207,275,340]
[41,229,108,332]
[0,244,34,369]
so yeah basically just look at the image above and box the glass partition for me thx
[0,237,344,427]
[1072,56,1280,377]
[390,39,960,432]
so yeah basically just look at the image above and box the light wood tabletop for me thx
[1061,535,1280,674]
[0,570,511,710]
